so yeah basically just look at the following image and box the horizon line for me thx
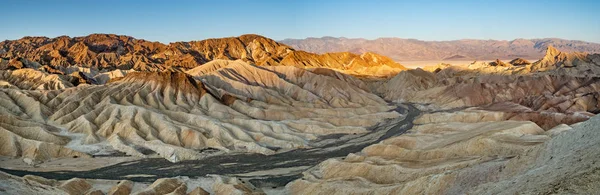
[3,33,600,45]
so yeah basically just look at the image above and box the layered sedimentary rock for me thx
[373,46,600,128]
[277,46,600,194]
[509,58,531,66]
[0,60,398,162]
[0,34,405,77]
[0,34,291,71]
[287,110,600,194]
[279,51,406,77]
[0,68,75,90]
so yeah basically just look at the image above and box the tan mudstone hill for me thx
[373,46,600,128]
[286,108,600,194]
[0,60,398,162]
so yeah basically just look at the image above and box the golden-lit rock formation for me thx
[0,34,404,75]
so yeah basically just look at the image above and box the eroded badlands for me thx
[1,34,600,194]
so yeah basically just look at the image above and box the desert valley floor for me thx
[0,34,600,194]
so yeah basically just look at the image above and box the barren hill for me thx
[0,34,406,77]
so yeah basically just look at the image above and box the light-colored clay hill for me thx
[373,46,600,129]
[287,108,600,194]
[281,47,600,194]
[0,60,398,163]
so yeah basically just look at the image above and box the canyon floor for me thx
[1,34,600,194]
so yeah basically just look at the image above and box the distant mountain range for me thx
[280,37,600,61]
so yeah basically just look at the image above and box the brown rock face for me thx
[23,174,58,186]
[59,178,92,195]
[107,180,133,195]
[532,45,595,70]
[134,178,187,195]
[112,71,207,97]
[188,187,210,195]
[509,58,531,66]
[279,51,405,70]
[0,34,293,71]
[489,59,511,67]
[1,34,404,77]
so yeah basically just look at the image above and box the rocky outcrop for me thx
[213,176,265,195]
[489,59,511,67]
[0,171,65,194]
[0,34,293,71]
[0,68,75,90]
[279,51,406,77]
[59,178,92,195]
[509,57,531,65]
[0,34,404,75]
[188,187,210,195]
[530,45,600,72]
[107,180,133,195]
[133,178,187,195]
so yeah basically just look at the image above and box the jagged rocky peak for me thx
[489,59,511,67]
[529,45,600,73]
[0,34,294,71]
[0,34,403,76]
[509,58,531,66]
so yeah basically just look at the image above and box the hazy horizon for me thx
[1,0,599,43]
[4,33,600,45]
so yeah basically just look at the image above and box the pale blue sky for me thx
[1,0,599,43]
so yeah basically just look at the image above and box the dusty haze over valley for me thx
[1,1,600,194]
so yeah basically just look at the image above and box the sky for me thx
[1,0,599,43]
